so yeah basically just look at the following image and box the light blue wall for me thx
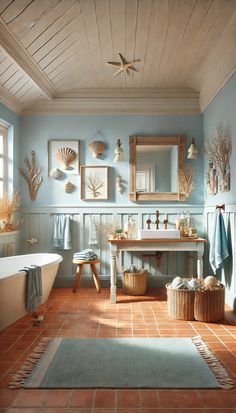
[203,72,236,309]
[203,72,236,205]
[0,102,20,192]
[1,97,236,307]
[20,114,204,206]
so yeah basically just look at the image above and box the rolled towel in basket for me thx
[170,277,188,289]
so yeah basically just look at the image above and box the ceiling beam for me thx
[0,17,57,99]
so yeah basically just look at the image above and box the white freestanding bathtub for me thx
[0,253,63,331]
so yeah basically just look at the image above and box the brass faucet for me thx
[155,210,160,229]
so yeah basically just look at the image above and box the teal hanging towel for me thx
[209,210,229,273]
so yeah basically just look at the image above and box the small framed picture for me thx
[80,166,108,200]
[48,139,80,175]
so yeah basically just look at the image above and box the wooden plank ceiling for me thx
[0,0,235,114]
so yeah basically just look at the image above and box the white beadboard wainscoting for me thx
[204,203,236,310]
[0,231,20,257]
[21,205,205,289]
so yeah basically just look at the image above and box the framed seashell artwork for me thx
[80,165,108,200]
[48,139,80,175]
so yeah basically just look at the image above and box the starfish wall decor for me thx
[106,53,140,76]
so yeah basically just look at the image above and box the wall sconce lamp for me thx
[187,138,198,159]
[114,139,124,162]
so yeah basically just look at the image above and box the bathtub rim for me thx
[0,253,63,282]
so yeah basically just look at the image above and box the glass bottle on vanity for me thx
[179,213,186,237]
[188,217,198,238]
[124,215,137,239]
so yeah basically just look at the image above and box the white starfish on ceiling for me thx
[106,53,140,76]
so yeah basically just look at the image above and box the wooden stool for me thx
[72,258,101,293]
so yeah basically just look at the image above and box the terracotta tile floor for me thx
[1,287,236,413]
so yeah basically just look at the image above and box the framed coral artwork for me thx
[80,165,108,200]
[48,139,80,176]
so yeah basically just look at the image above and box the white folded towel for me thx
[73,249,97,260]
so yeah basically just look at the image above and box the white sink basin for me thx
[138,229,180,239]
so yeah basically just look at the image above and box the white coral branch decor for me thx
[179,167,195,199]
[205,122,232,191]
[85,174,104,198]
[19,151,43,200]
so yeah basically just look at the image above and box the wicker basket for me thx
[194,283,225,322]
[166,282,195,320]
[122,272,147,295]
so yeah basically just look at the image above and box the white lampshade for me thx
[187,138,198,159]
[113,139,124,162]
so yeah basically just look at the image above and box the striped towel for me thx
[209,210,229,273]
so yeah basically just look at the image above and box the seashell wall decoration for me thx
[116,176,123,192]
[88,141,105,158]
[49,168,63,179]
[55,147,76,170]
[63,181,75,193]
[26,236,39,245]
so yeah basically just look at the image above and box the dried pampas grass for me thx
[0,191,21,232]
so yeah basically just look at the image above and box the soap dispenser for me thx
[129,215,137,239]
[184,211,191,237]
[124,215,136,239]
[175,214,180,230]
[179,212,185,237]
[124,215,131,238]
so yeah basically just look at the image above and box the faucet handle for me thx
[163,219,168,230]
[146,218,151,229]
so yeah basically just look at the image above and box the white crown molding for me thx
[0,17,57,99]
[22,98,201,115]
[22,88,200,115]
[200,69,236,112]
[60,88,200,100]
[0,84,22,114]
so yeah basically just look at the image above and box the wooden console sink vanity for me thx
[107,238,207,304]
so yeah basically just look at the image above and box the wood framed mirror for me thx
[129,135,186,201]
